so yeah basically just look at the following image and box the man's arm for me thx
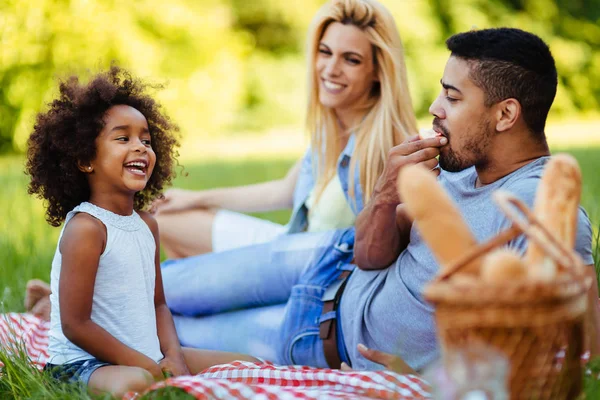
[354,135,446,270]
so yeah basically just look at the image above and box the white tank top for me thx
[305,175,356,233]
[47,202,163,364]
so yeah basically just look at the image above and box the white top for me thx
[305,175,356,233]
[47,202,163,364]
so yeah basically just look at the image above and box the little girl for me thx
[26,66,258,397]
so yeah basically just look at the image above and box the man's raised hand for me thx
[373,135,447,206]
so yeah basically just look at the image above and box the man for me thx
[345,27,598,371]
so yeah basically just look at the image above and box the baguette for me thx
[525,154,582,280]
[398,164,480,275]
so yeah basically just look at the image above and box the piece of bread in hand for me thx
[525,154,582,281]
[481,249,527,283]
[419,128,439,140]
[398,164,480,275]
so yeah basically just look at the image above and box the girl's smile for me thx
[124,159,150,177]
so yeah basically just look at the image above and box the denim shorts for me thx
[44,358,111,385]
[278,228,355,367]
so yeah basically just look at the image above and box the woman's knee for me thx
[156,210,215,257]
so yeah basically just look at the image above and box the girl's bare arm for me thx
[58,214,163,379]
[139,212,189,376]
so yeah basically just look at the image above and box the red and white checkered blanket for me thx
[0,313,431,399]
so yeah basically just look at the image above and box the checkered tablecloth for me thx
[0,313,431,399]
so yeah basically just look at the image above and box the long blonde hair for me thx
[306,0,417,204]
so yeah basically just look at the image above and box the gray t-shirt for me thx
[340,157,594,371]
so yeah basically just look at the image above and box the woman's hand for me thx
[159,351,191,377]
[151,188,204,215]
[340,344,416,375]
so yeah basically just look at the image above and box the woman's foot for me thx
[24,279,52,321]
[30,296,51,321]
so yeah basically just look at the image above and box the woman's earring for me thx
[87,166,93,172]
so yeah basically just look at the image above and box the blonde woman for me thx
[157,0,438,370]
[152,0,417,258]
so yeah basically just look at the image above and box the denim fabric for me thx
[162,230,342,316]
[279,228,355,367]
[162,228,356,367]
[44,358,110,385]
[287,135,363,234]
[172,304,287,364]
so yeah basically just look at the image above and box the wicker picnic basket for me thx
[424,192,592,399]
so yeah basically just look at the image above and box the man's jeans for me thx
[161,228,355,366]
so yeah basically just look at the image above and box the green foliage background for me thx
[1,0,599,153]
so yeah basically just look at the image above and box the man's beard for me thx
[439,146,471,172]
[438,119,493,172]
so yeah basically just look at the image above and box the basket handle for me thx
[494,191,585,273]
[435,191,585,281]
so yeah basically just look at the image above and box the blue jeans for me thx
[162,228,355,367]
[45,358,110,385]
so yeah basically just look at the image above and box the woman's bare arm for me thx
[154,158,302,214]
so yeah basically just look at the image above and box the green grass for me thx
[1,148,599,398]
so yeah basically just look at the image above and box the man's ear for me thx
[77,161,93,173]
[495,98,520,133]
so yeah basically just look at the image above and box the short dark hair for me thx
[26,65,180,227]
[446,28,557,136]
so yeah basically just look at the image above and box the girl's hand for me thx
[142,360,166,381]
[159,352,191,377]
[151,188,203,215]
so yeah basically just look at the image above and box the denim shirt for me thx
[286,134,364,233]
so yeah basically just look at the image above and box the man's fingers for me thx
[356,344,394,368]
[421,158,439,171]
[406,134,421,143]
[405,147,440,164]
[402,136,447,154]
[389,136,446,157]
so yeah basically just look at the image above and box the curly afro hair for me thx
[26,65,180,227]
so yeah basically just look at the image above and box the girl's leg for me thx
[162,230,339,316]
[155,209,216,258]
[88,365,154,398]
[173,303,286,364]
[181,347,260,374]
